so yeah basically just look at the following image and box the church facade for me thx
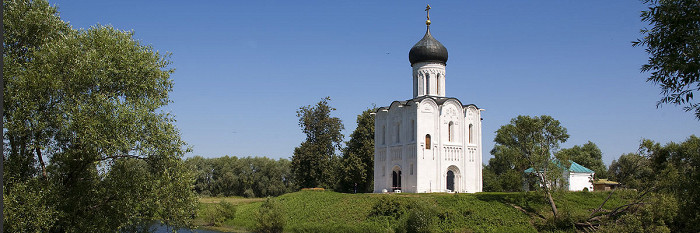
[374,13,483,193]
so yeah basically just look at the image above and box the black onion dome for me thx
[409,27,448,66]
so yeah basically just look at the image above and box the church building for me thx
[374,6,483,193]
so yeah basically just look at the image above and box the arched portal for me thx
[392,166,402,192]
[446,170,455,191]
[446,166,461,192]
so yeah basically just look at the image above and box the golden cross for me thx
[425,4,431,21]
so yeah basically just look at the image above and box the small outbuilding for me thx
[524,160,595,191]
[593,179,620,191]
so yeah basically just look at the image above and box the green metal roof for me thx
[524,160,594,174]
[568,161,594,173]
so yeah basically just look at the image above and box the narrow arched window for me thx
[396,122,401,144]
[411,120,416,141]
[425,134,431,150]
[425,73,430,95]
[382,125,386,145]
[468,124,473,144]
[448,121,454,142]
[437,73,441,95]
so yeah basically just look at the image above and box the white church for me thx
[374,8,483,193]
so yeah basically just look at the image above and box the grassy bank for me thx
[194,190,634,232]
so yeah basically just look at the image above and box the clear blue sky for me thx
[53,0,698,165]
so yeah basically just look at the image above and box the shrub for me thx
[219,201,237,221]
[398,202,438,233]
[201,204,225,226]
[370,196,408,219]
[254,198,285,233]
[244,188,256,198]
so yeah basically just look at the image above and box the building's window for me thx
[396,122,401,143]
[437,73,441,95]
[448,121,454,142]
[411,120,416,141]
[410,164,414,175]
[425,134,431,149]
[382,166,386,177]
[469,124,473,144]
[382,125,386,145]
[425,73,430,95]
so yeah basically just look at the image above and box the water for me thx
[149,222,227,233]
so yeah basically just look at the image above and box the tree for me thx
[607,153,653,189]
[486,143,532,192]
[3,0,197,231]
[634,0,700,119]
[291,97,344,189]
[638,136,700,232]
[493,115,569,216]
[557,141,607,179]
[338,108,375,193]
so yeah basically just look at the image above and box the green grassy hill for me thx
[197,190,635,232]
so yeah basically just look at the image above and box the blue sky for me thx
[53,0,697,165]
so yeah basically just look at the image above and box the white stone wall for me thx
[374,97,483,193]
[568,172,594,191]
[413,62,446,97]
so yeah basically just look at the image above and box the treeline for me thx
[186,98,376,198]
[186,156,296,197]
[482,115,700,232]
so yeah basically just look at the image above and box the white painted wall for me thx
[568,172,594,191]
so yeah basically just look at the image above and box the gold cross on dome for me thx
[425,4,431,21]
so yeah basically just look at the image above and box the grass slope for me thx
[197,190,634,233]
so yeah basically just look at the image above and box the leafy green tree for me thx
[3,0,197,231]
[634,0,700,119]
[493,115,569,216]
[639,136,700,232]
[557,141,607,179]
[486,143,532,192]
[607,153,653,189]
[186,156,296,197]
[338,108,375,193]
[255,198,286,233]
[291,97,344,189]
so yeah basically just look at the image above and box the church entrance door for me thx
[446,170,455,191]
[392,169,402,192]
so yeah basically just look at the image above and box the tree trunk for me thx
[36,147,48,179]
[539,174,559,217]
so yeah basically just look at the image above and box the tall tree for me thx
[638,136,700,232]
[493,115,569,216]
[3,0,197,231]
[607,153,653,189]
[338,108,375,193]
[291,97,344,189]
[486,144,530,192]
[556,141,607,179]
[634,0,700,119]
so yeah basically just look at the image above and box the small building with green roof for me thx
[524,160,595,191]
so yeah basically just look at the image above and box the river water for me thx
[149,222,227,233]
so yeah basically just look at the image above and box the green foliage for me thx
[640,136,700,232]
[2,0,197,231]
[255,198,286,233]
[292,97,344,189]
[557,141,607,179]
[2,179,57,232]
[492,115,570,216]
[634,0,700,119]
[338,108,376,193]
[200,201,237,227]
[608,153,653,189]
[598,193,678,233]
[228,190,541,233]
[400,203,438,233]
[486,143,531,192]
[186,156,296,198]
